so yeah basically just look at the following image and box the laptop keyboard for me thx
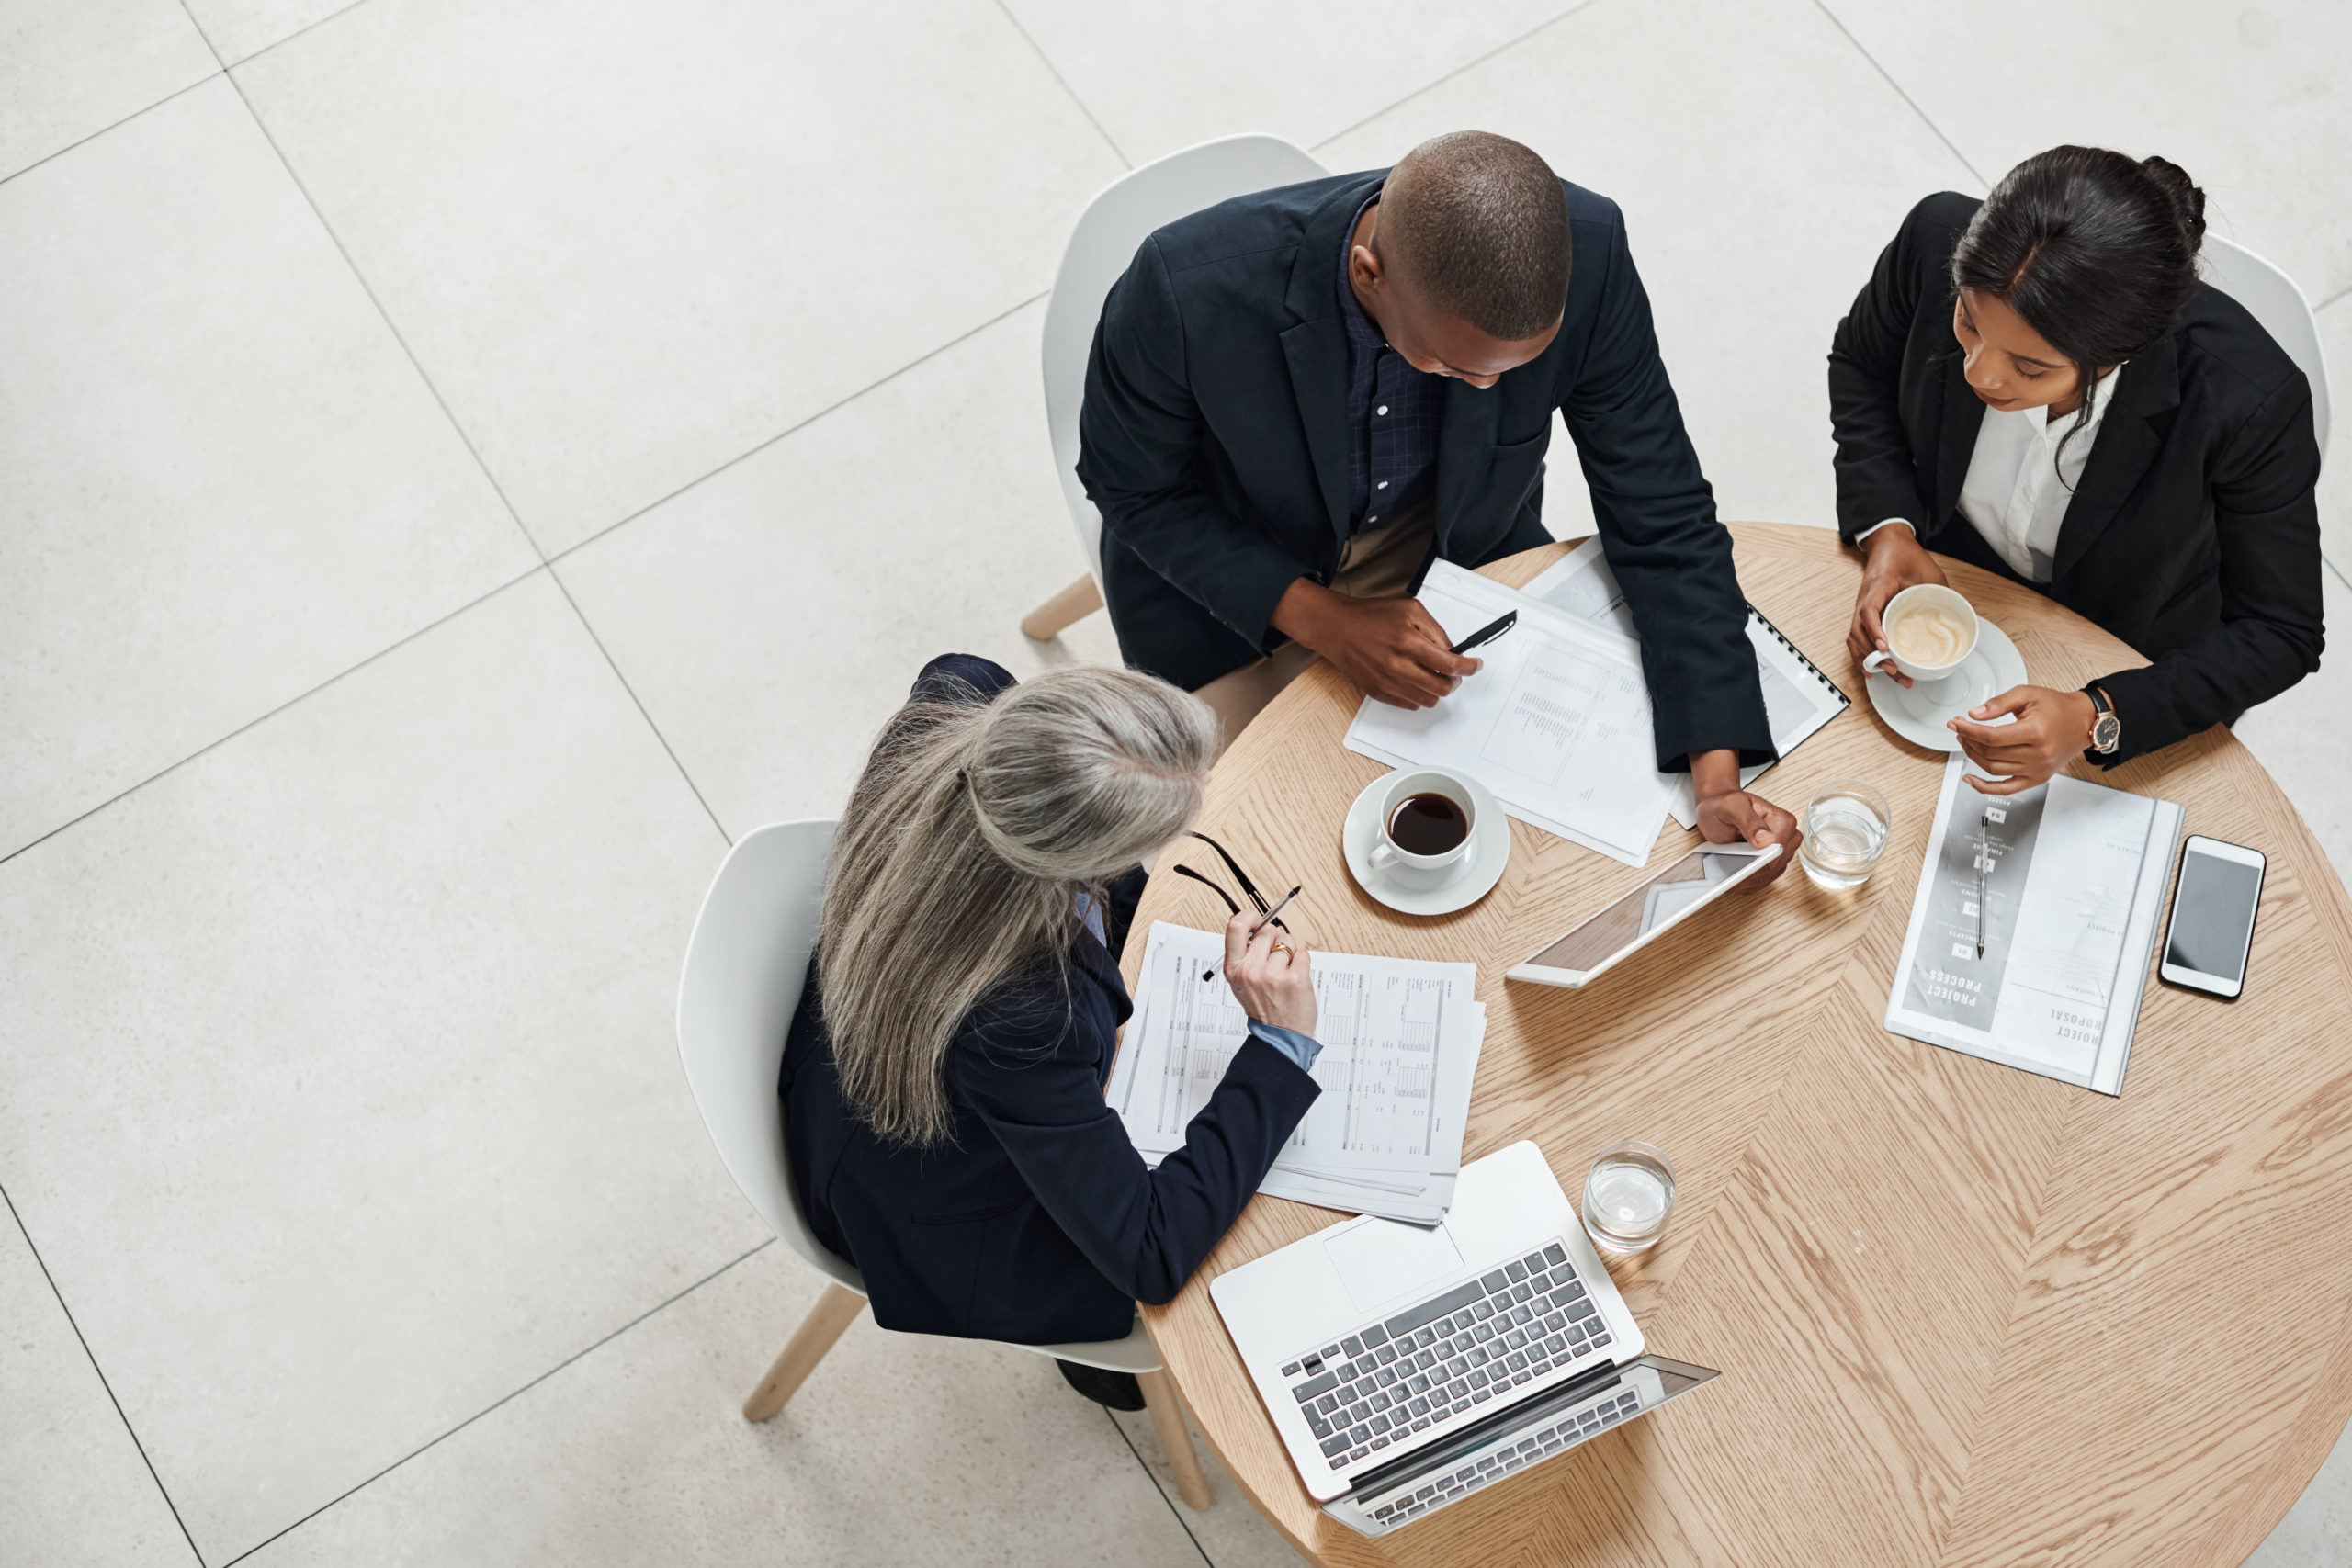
[1367,1386,1644,1529]
[1276,1240,1614,1471]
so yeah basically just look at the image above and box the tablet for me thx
[1507,843,1782,990]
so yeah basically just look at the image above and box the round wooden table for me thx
[1130,524,2352,1568]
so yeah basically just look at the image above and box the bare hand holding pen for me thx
[1270,578,1480,709]
[1220,907,1317,1035]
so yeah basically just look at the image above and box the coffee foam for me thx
[1887,600,1974,666]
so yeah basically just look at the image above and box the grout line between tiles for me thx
[209,50,734,847]
[223,0,381,68]
[2316,283,2350,314]
[545,288,1050,567]
[0,566,546,870]
[0,69,223,191]
[1106,1408,1216,1567]
[212,1238,775,1567]
[990,0,1130,169]
[1,1182,207,1566]
[1807,0,1988,188]
[543,562,733,844]
[1308,0,1606,153]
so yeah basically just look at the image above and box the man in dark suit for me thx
[1077,130,1798,867]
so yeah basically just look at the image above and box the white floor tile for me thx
[1822,0,2352,307]
[184,0,356,65]
[0,0,216,181]
[231,0,1126,555]
[1110,1403,1311,1568]
[1316,0,1978,535]
[0,573,760,1562]
[0,1210,193,1568]
[2247,1413,2352,1568]
[2233,563,2352,898]
[555,299,1125,838]
[0,78,538,859]
[236,1246,1210,1568]
[1001,0,1572,168]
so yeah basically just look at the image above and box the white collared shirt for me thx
[1859,365,2124,583]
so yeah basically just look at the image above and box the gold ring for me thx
[1269,940,1295,956]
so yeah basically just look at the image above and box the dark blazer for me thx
[1828,192,2325,765]
[778,655,1321,1346]
[1078,171,1773,773]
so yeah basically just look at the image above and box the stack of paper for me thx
[1518,540,1850,829]
[1884,756,2182,1095]
[1108,922,1485,1224]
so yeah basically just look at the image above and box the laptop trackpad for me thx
[1325,1221,1465,1315]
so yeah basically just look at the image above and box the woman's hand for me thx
[1222,907,1317,1036]
[1948,685,2098,795]
[1848,525,1949,688]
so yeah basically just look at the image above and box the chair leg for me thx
[1020,573,1104,640]
[1136,1367,1212,1510]
[743,1281,865,1423]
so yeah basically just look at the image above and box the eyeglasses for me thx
[1173,832,1300,981]
[1172,831,1290,931]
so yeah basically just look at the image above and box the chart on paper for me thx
[1119,936,1465,1165]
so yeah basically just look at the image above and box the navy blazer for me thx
[778,655,1321,1345]
[1828,193,2325,764]
[1078,170,1773,773]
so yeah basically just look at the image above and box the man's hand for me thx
[1847,524,1949,689]
[1949,685,2098,795]
[1271,579,1479,709]
[1690,748,1799,890]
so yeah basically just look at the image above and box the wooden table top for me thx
[1129,523,2352,1568]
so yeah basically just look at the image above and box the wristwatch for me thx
[2086,685,2122,755]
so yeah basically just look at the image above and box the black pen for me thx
[1450,610,1517,656]
[1203,886,1304,981]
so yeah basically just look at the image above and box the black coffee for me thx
[1388,792,1469,855]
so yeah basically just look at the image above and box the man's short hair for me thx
[1379,131,1570,342]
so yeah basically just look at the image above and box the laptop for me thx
[1211,1141,1719,1538]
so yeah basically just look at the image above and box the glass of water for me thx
[1581,1141,1676,1254]
[1800,779,1892,891]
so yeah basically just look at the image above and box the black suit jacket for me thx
[779,656,1320,1345]
[1828,193,2325,765]
[1078,171,1772,773]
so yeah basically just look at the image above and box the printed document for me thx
[1109,923,1485,1224]
[1521,538,1849,828]
[1345,561,1670,866]
[1883,756,2181,1094]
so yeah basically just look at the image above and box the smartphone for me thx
[2157,834,2267,1000]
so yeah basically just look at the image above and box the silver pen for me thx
[1203,885,1304,981]
[1976,814,1989,960]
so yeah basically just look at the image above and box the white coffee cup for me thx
[1367,768,1479,889]
[1863,583,1981,692]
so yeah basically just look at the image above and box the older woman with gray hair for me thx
[780,653,1324,1408]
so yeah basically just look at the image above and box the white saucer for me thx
[1865,619,2029,751]
[1342,772,1510,917]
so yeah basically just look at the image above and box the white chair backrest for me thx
[1040,134,1329,585]
[676,819,863,1293]
[2202,233,2333,464]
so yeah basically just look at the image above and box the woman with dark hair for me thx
[1828,145,2324,792]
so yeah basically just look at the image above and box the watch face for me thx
[2093,714,2122,752]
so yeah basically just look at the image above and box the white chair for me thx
[674,819,1213,1508]
[2203,233,2333,465]
[1020,133,1330,642]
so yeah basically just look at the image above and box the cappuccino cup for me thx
[1863,584,1980,688]
[1368,768,1479,889]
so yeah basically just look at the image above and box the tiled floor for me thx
[1,2,2346,1563]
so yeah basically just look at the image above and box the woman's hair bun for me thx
[2137,154,2207,251]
